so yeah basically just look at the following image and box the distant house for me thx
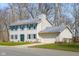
[9,14,73,43]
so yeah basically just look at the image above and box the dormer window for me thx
[9,23,37,31]
[33,23,37,29]
[27,24,37,30]
[20,25,25,30]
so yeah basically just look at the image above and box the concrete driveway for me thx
[0,47,79,56]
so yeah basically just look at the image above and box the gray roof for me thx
[39,24,66,33]
[10,18,41,26]
[10,14,52,26]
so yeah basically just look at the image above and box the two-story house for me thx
[9,14,73,43]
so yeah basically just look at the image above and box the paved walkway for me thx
[14,43,51,48]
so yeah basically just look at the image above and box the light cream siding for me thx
[9,14,53,42]
[40,19,52,31]
[37,14,52,42]
[58,28,72,42]
[37,20,52,33]
[38,33,58,43]
[9,30,19,42]
[37,14,52,32]
[37,21,52,42]
[9,29,37,42]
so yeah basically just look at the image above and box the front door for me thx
[20,34,24,42]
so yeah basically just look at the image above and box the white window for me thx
[33,34,36,39]
[11,35,14,39]
[15,35,18,39]
[27,34,31,39]
[27,34,36,39]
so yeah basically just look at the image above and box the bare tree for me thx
[72,4,79,42]
[0,8,10,42]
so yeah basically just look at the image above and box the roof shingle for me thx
[39,24,66,33]
[10,18,41,26]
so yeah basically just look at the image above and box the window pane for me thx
[25,25,27,29]
[15,35,17,39]
[10,26,14,30]
[33,34,36,39]
[33,23,37,29]
[29,34,31,39]
[13,26,15,30]
[11,35,13,39]
[20,25,25,30]
[27,24,31,30]
[27,34,31,39]
[15,26,18,30]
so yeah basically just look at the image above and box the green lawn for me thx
[32,43,79,52]
[0,42,32,46]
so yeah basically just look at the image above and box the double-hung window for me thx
[20,25,25,30]
[11,35,14,39]
[15,35,17,39]
[11,35,18,39]
[33,34,36,39]
[33,23,37,29]
[27,34,36,39]
[27,34,31,39]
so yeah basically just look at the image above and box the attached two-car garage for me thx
[38,32,59,43]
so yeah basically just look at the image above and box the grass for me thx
[0,42,32,46]
[32,43,79,52]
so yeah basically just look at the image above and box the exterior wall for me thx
[9,28,37,42]
[9,15,54,42]
[37,14,53,43]
[38,33,58,43]
[57,28,72,42]
[37,15,52,33]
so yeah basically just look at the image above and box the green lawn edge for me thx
[31,43,79,52]
[0,42,32,46]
